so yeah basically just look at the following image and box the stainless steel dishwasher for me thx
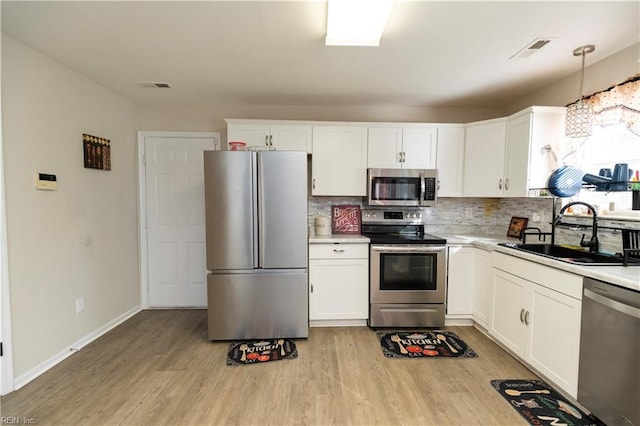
[578,277,640,426]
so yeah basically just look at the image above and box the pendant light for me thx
[565,44,595,138]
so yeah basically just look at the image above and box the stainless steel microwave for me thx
[367,168,438,207]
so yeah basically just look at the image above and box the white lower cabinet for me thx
[490,252,582,397]
[308,243,369,324]
[472,248,491,328]
[446,246,474,317]
[447,246,491,327]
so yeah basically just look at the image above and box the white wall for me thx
[137,44,639,138]
[1,36,140,381]
[137,104,505,141]
[507,42,640,113]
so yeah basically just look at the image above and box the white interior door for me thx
[144,134,218,307]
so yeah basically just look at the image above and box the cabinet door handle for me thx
[505,178,509,190]
[269,134,273,147]
[265,135,269,147]
[524,310,530,326]
[310,283,314,293]
[519,308,525,323]
[333,249,345,253]
[312,178,316,189]
[499,179,503,190]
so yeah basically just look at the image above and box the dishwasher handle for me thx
[584,288,640,319]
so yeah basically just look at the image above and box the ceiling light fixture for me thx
[565,44,595,138]
[325,0,394,47]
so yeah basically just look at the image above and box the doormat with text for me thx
[377,330,477,358]
[491,379,605,426]
[226,339,298,366]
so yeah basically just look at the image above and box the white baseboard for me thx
[444,316,474,326]
[310,319,368,327]
[13,305,141,391]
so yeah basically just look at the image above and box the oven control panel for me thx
[362,209,423,224]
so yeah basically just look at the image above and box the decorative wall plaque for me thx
[331,205,361,234]
[507,216,528,238]
[83,133,111,170]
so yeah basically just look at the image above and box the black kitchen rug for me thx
[226,339,298,366]
[491,379,605,426]
[377,330,477,358]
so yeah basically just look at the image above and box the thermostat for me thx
[35,173,57,190]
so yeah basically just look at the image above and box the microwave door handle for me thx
[419,172,426,206]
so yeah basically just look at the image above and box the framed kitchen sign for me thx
[507,216,529,238]
[331,205,361,234]
[83,133,111,171]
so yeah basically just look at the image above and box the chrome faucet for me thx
[552,201,599,252]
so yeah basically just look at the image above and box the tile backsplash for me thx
[309,196,636,255]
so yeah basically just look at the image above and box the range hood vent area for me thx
[510,38,553,59]
[135,81,173,89]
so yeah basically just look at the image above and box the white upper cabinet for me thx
[312,125,368,196]
[367,125,437,169]
[367,127,403,168]
[462,107,566,198]
[506,107,566,196]
[463,118,508,197]
[226,120,312,153]
[402,127,437,169]
[436,125,465,197]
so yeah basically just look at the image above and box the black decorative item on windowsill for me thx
[581,165,636,193]
[632,170,640,210]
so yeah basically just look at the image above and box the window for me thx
[562,77,640,214]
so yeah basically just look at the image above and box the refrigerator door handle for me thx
[252,153,260,269]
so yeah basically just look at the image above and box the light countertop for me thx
[309,234,370,244]
[308,231,638,292]
[435,232,639,292]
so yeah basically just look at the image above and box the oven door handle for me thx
[371,245,446,253]
[419,172,426,206]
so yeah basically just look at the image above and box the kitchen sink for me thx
[498,243,639,266]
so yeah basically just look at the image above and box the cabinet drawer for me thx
[309,243,369,260]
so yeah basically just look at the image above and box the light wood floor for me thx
[1,310,539,425]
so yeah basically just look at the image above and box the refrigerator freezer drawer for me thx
[207,270,309,340]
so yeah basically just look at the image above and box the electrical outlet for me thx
[465,208,473,219]
[75,297,85,314]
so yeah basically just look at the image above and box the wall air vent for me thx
[509,38,554,59]
[136,81,173,88]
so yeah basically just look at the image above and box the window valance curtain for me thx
[567,75,640,135]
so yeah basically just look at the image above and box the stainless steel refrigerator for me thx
[204,150,309,341]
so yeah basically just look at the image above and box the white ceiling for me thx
[2,1,638,109]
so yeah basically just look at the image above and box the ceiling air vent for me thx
[509,38,554,59]
[136,81,172,89]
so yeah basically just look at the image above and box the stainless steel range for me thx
[361,208,447,328]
